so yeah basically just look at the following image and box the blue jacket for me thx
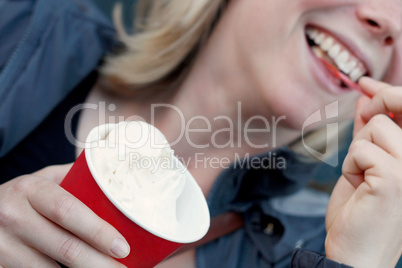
[196,146,352,268]
[0,0,115,157]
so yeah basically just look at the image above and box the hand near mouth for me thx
[353,77,402,137]
[324,77,402,268]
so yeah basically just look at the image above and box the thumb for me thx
[33,163,74,184]
[358,77,390,97]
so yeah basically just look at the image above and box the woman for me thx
[0,0,401,267]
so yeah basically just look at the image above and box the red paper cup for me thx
[60,123,210,267]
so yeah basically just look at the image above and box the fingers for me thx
[358,77,390,97]
[358,77,402,122]
[0,229,60,268]
[15,211,125,268]
[342,139,394,189]
[25,178,130,260]
[325,175,355,231]
[353,95,371,137]
[343,113,402,191]
[0,175,128,267]
[353,114,402,159]
[34,164,74,185]
[346,112,402,189]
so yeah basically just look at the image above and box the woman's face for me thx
[222,0,402,129]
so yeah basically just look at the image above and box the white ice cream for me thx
[89,121,186,235]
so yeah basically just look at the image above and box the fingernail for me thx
[111,238,130,258]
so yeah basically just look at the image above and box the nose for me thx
[356,1,402,46]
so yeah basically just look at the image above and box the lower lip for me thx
[305,37,353,96]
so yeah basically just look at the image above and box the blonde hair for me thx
[101,0,226,91]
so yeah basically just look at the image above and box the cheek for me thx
[296,0,358,11]
[383,45,402,85]
[231,0,301,55]
[258,74,358,131]
[258,81,331,130]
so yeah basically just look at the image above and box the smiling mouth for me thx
[305,26,369,88]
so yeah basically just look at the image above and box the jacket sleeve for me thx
[291,249,353,268]
[0,0,34,72]
[0,0,116,157]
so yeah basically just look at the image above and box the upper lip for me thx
[307,24,373,77]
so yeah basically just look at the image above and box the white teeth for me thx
[315,33,325,44]
[307,27,369,83]
[312,46,325,58]
[310,29,319,39]
[338,63,349,74]
[335,51,349,65]
[350,68,364,82]
[328,44,341,58]
[321,37,334,51]
[335,51,350,74]
[344,60,357,74]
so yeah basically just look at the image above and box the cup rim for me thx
[84,122,210,243]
